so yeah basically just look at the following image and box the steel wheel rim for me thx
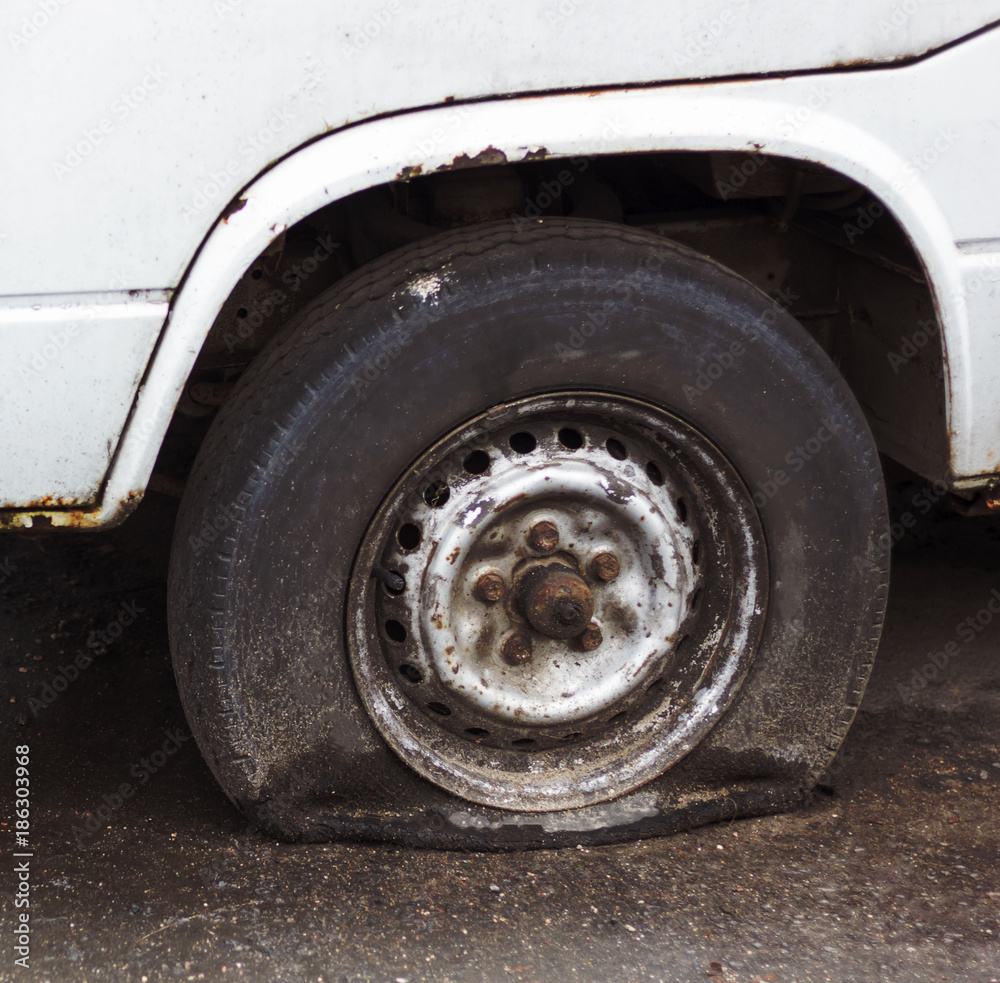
[347,392,767,812]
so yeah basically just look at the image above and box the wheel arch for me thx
[86,83,970,527]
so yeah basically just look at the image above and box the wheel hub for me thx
[516,560,594,641]
[347,392,767,811]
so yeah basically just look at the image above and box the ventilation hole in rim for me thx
[675,633,689,652]
[465,727,489,736]
[689,588,702,611]
[385,620,407,643]
[609,711,627,724]
[509,431,537,454]
[646,461,664,486]
[676,497,688,523]
[560,732,582,740]
[606,438,627,460]
[423,482,450,508]
[399,664,423,684]
[647,676,663,690]
[511,737,536,747]
[558,428,584,450]
[397,523,421,551]
[236,307,248,319]
[692,540,700,565]
[427,702,452,716]
[250,269,263,280]
[463,450,490,475]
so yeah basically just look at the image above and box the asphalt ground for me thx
[2,476,999,983]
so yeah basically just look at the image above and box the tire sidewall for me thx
[170,220,887,811]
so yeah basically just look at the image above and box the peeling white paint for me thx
[407,273,445,303]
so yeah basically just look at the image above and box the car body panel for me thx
[2,4,1000,522]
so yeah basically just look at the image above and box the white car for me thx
[5,1,1000,847]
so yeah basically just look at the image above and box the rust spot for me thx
[603,599,639,635]
[528,520,560,553]
[473,571,506,602]
[222,196,248,223]
[578,622,604,652]
[589,551,621,582]
[520,146,549,161]
[446,545,461,565]
[501,632,533,667]
[396,163,423,182]
[519,563,594,640]
[436,146,508,172]
[497,492,530,511]
[0,489,143,531]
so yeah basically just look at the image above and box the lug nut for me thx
[578,622,603,651]
[473,571,506,603]
[589,552,621,582]
[501,632,533,666]
[528,520,559,552]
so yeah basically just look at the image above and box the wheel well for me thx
[166,150,947,487]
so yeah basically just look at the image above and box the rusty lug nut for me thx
[589,552,621,582]
[578,622,603,652]
[473,571,506,603]
[528,520,559,552]
[501,632,533,666]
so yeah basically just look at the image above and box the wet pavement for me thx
[2,479,999,983]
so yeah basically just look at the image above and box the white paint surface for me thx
[2,3,1000,520]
